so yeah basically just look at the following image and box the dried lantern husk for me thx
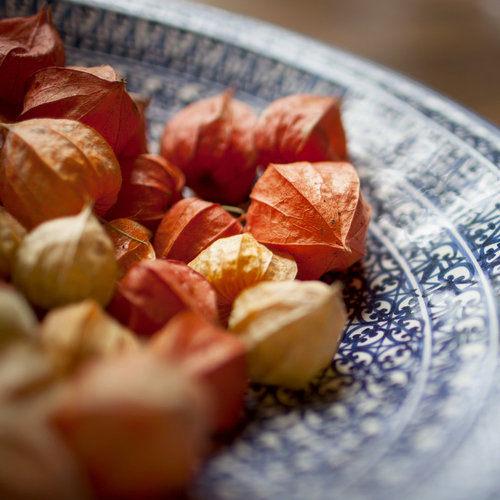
[254,94,348,167]
[19,65,147,158]
[50,350,212,499]
[103,217,156,280]
[12,207,118,310]
[38,299,140,376]
[0,206,26,280]
[0,341,57,401]
[150,310,248,432]
[246,161,371,280]
[107,259,218,336]
[189,233,297,323]
[0,283,37,349]
[0,402,93,500]
[153,197,244,263]
[159,88,258,204]
[128,91,151,157]
[105,153,185,229]
[0,7,65,107]
[228,280,347,389]
[0,118,122,229]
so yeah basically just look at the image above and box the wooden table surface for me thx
[192,0,500,127]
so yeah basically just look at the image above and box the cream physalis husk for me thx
[0,284,37,349]
[38,299,140,375]
[228,279,347,389]
[12,206,117,309]
[0,206,26,280]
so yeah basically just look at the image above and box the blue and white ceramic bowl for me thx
[2,1,500,498]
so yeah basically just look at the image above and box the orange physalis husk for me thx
[188,233,297,324]
[49,350,212,499]
[128,91,151,156]
[19,65,147,158]
[153,197,244,263]
[0,118,122,229]
[245,161,371,280]
[0,7,65,107]
[12,207,118,310]
[150,310,248,433]
[103,218,156,280]
[38,299,140,376]
[105,154,185,229]
[159,88,258,204]
[254,94,348,167]
[228,280,347,389]
[107,259,218,336]
[0,206,26,280]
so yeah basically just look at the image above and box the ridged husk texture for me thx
[0,118,122,229]
[12,207,118,309]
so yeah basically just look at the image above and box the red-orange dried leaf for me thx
[246,161,371,280]
[0,118,122,229]
[104,218,156,280]
[153,197,243,263]
[254,94,348,167]
[159,89,258,204]
[19,65,146,158]
[107,259,218,336]
[150,311,248,432]
[105,154,184,229]
[0,7,65,106]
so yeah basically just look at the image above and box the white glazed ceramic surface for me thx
[2,1,500,499]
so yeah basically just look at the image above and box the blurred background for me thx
[191,0,500,126]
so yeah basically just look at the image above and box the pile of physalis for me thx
[0,7,371,500]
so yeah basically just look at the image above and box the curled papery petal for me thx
[12,207,118,310]
[159,89,258,204]
[49,350,212,499]
[39,299,140,376]
[254,94,348,167]
[103,218,156,280]
[189,233,297,323]
[107,259,218,336]
[229,280,347,389]
[153,197,243,263]
[0,7,65,105]
[105,154,184,229]
[246,161,371,280]
[0,283,37,349]
[0,206,26,280]
[19,65,147,158]
[0,118,122,229]
[150,310,248,432]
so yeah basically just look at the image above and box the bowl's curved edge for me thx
[66,0,500,145]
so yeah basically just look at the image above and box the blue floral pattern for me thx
[2,0,500,498]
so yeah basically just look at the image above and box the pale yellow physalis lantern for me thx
[12,206,117,310]
[188,233,297,322]
[228,280,347,389]
[39,299,140,375]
